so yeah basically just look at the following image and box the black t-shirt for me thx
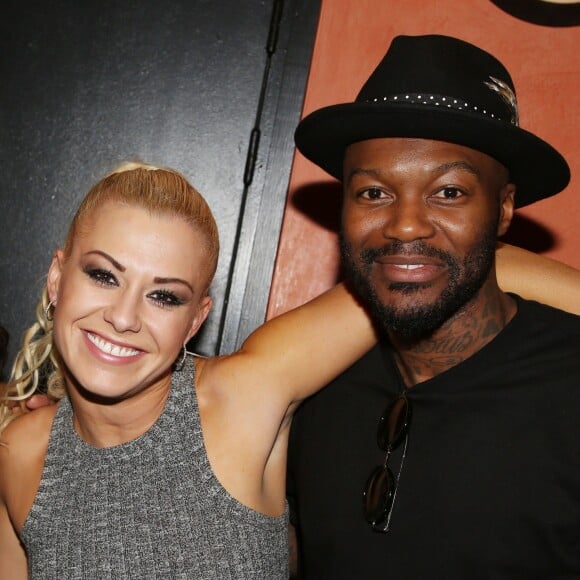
[288,298,580,579]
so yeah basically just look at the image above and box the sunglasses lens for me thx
[363,464,395,524]
[377,394,410,450]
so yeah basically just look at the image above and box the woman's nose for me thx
[103,289,142,333]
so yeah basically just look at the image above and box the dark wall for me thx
[0,0,319,369]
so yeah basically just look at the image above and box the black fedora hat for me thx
[294,34,570,208]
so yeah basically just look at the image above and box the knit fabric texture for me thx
[21,355,289,579]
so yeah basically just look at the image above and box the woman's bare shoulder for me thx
[0,405,58,531]
[1,405,58,466]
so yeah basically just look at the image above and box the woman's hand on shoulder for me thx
[25,394,55,411]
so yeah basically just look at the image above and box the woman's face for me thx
[48,201,212,400]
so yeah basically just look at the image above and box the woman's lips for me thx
[83,331,145,363]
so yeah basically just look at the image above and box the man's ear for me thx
[46,250,65,305]
[185,295,213,343]
[497,183,516,238]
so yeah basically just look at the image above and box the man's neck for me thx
[388,283,517,387]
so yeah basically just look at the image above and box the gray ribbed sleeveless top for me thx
[21,356,288,579]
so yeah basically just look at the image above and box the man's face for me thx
[341,138,514,341]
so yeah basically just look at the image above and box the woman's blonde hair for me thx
[0,162,219,435]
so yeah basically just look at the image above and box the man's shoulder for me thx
[510,298,580,373]
[332,343,391,382]
[293,344,390,416]
[516,296,580,332]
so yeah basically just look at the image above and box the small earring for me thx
[44,300,55,322]
[174,344,187,371]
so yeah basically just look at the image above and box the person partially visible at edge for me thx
[287,34,580,579]
[0,162,380,579]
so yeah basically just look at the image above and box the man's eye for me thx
[149,290,184,308]
[84,268,117,287]
[360,187,385,200]
[434,187,464,199]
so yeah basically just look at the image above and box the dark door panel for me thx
[0,0,320,368]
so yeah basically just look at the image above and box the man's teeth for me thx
[395,264,423,270]
[87,333,140,357]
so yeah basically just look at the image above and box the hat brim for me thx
[294,103,570,208]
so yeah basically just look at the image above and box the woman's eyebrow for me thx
[153,277,194,293]
[85,250,195,293]
[84,250,125,271]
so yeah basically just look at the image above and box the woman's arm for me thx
[0,407,54,579]
[0,502,27,579]
[206,283,377,406]
[0,451,28,579]
[496,243,580,314]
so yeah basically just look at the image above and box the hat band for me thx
[364,89,518,127]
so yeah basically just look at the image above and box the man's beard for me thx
[340,220,499,342]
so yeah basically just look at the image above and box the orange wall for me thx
[268,0,579,318]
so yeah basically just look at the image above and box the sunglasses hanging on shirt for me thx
[363,392,412,533]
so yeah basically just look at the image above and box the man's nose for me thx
[381,197,435,243]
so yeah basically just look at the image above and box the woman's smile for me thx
[85,331,143,359]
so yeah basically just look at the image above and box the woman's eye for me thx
[148,290,184,308]
[434,187,464,200]
[84,267,117,287]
